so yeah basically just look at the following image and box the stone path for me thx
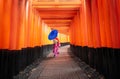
[28,45,89,79]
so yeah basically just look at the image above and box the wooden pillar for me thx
[116,0,120,48]
[102,0,112,48]
[85,0,93,47]
[0,0,12,49]
[0,0,4,48]
[24,0,30,48]
[109,0,119,48]
[80,0,88,46]
[97,0,107,47]
[16,0,26,50]
[74,11,81,46]
[9,0,18,50]
[30,8,35,47]
[91,0,101,48]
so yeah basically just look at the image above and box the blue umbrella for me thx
[48,30,58,40]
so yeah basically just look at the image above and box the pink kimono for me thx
[53,38,60,57]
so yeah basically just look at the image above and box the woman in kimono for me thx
[53,38,60,57]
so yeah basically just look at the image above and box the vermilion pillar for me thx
[109,0,120,48]
[0,0,4,48]
[97,0,107,47]
[91,0,101,48]
[9,0,19,50]
[2,0,12,49]
[85,0,93,48]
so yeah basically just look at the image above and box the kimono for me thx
[53,38,60,57]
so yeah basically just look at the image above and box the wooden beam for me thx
[47,23,70,26]
[44,20,72,23]
[46,23,70,25]
[33,6,80,10]
[50,26,69,28]
[32,2,81,6]
[39,13,75,17]
[42,17,73,20]
[32,2,81,10]
[38,10,77,14]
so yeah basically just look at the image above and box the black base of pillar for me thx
[0,44,53,79]
[70,44,120,79]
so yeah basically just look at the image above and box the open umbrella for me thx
[48,30,58,40]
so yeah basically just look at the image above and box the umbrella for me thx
[48,30,58,40]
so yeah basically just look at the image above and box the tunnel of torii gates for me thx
[0,0,120,79]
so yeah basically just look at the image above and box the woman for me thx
[53,38,60,57]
